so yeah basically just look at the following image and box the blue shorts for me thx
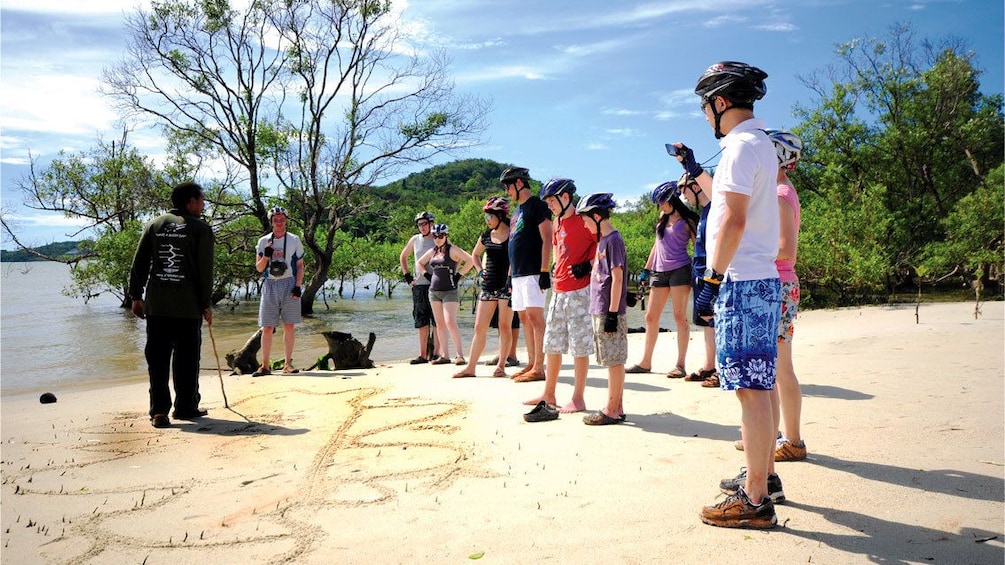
[715,279,781,391]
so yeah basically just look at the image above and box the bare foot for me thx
[522,395,556,407]
[559,400,586,414]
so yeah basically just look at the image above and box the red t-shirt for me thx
[552,214,597,292]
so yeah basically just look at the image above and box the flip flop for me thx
[583,411,622,426]
[491,368,507,378]
[523,400,559,423]
[666,366,687,379]
[452,371,476,379]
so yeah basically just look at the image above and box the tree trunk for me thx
[225,329,264,374]
[308,331,376,370]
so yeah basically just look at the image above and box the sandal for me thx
[666,366,687,379]
[685,368,716,382]
[582,411,623,426]
[625,364,652,374]
[282,365,300,374]
[492,367,507,378]
[452,371,476,379]
[701,371,721,388]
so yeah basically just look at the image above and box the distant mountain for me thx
[0,241,87,262]
[342,158,540,241]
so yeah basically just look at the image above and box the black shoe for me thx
[719,467,785,503]
[150,414,171,428]
[172,408,208,419]
[505,357,521,367]
[523,400,559,423]
[409,356,430,365]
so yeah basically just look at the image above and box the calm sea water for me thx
[0,262,479,397]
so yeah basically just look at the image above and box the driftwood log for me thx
[307,331,376,370]
[225,328,263,375]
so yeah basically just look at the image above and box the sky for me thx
[1,0,1003,248]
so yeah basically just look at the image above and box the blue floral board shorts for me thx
[715,278,781,391]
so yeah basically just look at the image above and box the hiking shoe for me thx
[409,356,430,365]
[719,467,785,503]
[150,414,171,428]
[252,365,271,377]
[775,439,807,462]
[700,487,777,529]
[172,408,208,419]
[505,357,521,367]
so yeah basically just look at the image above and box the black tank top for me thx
[480,229,510,292]
[429,244,459,291]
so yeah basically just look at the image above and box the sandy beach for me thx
[2,301,1003,564]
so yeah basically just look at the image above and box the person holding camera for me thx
[252,206,306,376]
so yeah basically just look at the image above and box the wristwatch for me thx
[703,267,724,283]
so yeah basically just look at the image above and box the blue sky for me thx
[2,0,1002,248]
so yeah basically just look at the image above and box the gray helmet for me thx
[576,193,616,215]
[414,211,435,224]
[765,129,803,169]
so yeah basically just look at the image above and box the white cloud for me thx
[703,15,748,28]
[1,0,148,14]
[456,65,551,83]
[603,108,645,116]
[556,38,629,57]
[7,213,91,228]
[606,128,642,137]
[587,142,608,150]
[756,22,797,32]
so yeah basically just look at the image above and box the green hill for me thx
[0,241,87,262]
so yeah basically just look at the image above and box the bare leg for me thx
[510,326,520,359]
[430,301,449,358]
[522,306,546,373]
[634,286,669,369]
[525,352,562,406]
[669,285,690,369]
[737,388,774,503]
[776,340,802,445]
[283,322,296,366]
[702,326,716,371]
[461,300,497,374]
[497,302,514,371]
[442,300,464,359]
[260,326,274,368]
[560,355,589,413]
[603,364,626,417]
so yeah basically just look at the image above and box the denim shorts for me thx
[715,278,781,391]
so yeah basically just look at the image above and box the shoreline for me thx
[2,301,1002,563]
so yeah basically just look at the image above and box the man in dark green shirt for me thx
[128,182,215,428]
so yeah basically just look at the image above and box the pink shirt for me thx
[775,180,801,283]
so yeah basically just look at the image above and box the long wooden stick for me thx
[208,323,230,408]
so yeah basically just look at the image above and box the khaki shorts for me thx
[592,314,627,367]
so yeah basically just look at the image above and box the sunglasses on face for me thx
[433,234,447,239]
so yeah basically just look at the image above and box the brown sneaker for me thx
[775,439,807,462]
[700,488,777,529]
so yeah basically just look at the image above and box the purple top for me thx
[589,230,628,316]
[654,217,692,272]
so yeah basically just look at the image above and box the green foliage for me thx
[922,164,1004,287]
[611,195,658,277]
[64,224,143,304]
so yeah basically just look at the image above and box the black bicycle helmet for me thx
[414,211,435,224]
[694,61,768,105]
[499,167,530,185]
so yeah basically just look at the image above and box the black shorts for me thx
[412,284,434,328]
[651,264,692,288]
